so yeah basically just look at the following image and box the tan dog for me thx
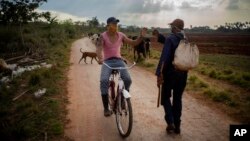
[78,48,99,64]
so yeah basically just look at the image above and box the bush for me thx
[188,75,198,84]
[143,62,155,68]
[226,101,238,107]
[203,88,234,106]
[42,69,52,79]
[242,73,250,81]
[29,73,41,86]
[198,67,208,75]
[212,91,231,102]
[204,88,213,97]
[197,81,209,88]
[0,26,21,53]
[49,120,63,135]
[223,69,233,75]
[209,70,217,78]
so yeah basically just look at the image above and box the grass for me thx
[195,54,250,89]
[186,74,238,107]
[0,22,81,140]
[186,75,209,91]
[121,47,160,72]
[187,71,250,123]
[203,88,236,106]
[121,46,250,123]
[0,43,71,140]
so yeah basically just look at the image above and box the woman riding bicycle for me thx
[96,17,147,117]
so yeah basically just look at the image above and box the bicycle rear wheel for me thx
[115,91,133,138]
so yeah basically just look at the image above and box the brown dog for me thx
[78,48,99,64]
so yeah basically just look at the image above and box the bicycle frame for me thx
[103,62,136,137]
[104,62,136,99]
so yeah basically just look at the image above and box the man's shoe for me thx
[104,109,112,117]
[166,124,175,133]
[174,127,181,134]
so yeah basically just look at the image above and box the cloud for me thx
[238,0,250,10]
[36,9,89,22]
[38,0,250,28]
[218,0,226,6]
[121,0,174,14]
[179,1,196,9]
[226,0,239,10]
[178,1,219,10]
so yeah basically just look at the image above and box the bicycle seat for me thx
[111,69,118,75]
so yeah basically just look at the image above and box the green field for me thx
[196,54,250,89]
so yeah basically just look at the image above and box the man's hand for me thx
[140,27,147,37]
[152,30,159,36]
[157,74,164,88]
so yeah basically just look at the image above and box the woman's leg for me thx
[100,63,112,95]
[118,60,132,91]
[100,61,113,116]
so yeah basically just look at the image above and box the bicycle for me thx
[103,62,136,138]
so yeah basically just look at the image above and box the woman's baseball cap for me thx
[107,17,120,24]
[169,19,184,30]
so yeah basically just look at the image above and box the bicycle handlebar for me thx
[103,62,136,70]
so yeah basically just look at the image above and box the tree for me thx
[40,11,58,24]
[86,16,99,28]
[0,0,47,24]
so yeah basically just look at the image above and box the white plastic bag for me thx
[34,88,47,98]
[173,40,199,71]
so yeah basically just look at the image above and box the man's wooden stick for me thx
[157,85,161,108]
[157,62,164,108]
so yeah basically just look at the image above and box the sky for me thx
[38,0,250,28]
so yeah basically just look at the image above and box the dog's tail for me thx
[80,48,84,53]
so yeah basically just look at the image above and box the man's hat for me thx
[169,19,184,30]
[107,17,120,24]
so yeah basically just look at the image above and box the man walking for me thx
[155,19,188,134]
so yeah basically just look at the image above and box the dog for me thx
[91,33,100,46]
[87,32,93,38]
[78,48,99,64]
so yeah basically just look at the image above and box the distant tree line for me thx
[185,22,250,33]
[215,22,250,32]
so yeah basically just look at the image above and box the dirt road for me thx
[65,37,237,141]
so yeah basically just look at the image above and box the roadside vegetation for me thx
[0,21,81,140]
[0,1,106,140]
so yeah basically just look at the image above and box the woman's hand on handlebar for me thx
[98,60,103,65]
[121,57,127,64]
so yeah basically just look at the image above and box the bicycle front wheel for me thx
[115,92,133,138]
